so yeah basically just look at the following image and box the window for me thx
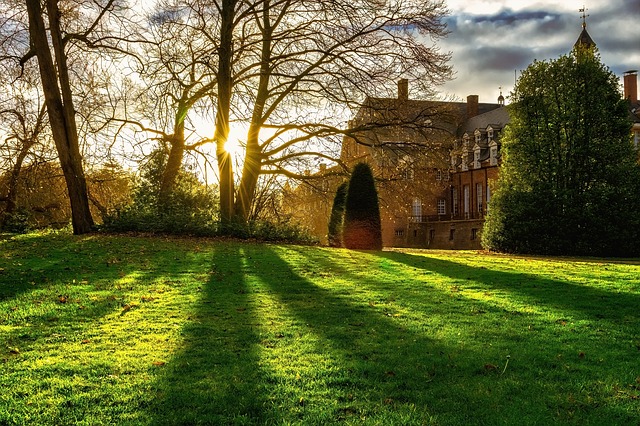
[471,228,478,240]
[489,141,498,166]
[429,229,435,242]
[463,185,470,218]
[412,198,422,220]
[437,199,446,215]
[487,128,494,140]
[461,152,468,171]
[436,169,442,181]
[486,184,491,210]
[476,183,483,213]
[474,147,481,169]
[395,229,405,237]
[449,228,455,240]
[452,188,458,215]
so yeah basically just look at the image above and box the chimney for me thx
[624,70,638,103]
[467,95,479,118]
[398,79,409,101]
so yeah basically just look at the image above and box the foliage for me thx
[483,51,640,256]
[2,233,640,424]
[86,163,134,223]
[343,163,382,250]
[327,181,348,247]
[246,218,318,244]
[102,146,219,236]
[0,161,70,229]
[0,207,31,233]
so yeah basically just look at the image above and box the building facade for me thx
[288,23,640,249]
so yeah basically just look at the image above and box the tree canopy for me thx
[1,0,453,233]
[482,49,640,256]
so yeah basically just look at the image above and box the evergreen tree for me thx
[327,182,348,247]
[343,163,382,250]
[482,49,640,256]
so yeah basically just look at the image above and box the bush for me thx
[245,218,318,244]
[342,163,382,250]
[327,182,348,247]
[0,208,31,234]
[102,147,219,236]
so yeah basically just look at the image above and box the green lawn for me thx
[1,231,639,425]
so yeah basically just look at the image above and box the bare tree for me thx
[0,69,49,227]
[0,0,139,234]
[225,0,452,222]
[22,0,95,233]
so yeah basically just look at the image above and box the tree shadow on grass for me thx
[260,245,640,424]
[374,250,640,323]
[149,243,271,425]
[241,244,516,424]
[0,234,225,425]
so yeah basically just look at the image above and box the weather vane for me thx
[579,6,589,28]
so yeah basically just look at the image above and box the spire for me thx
[574,6,595,50]
[579,6,588,29]
[497,86,504,106]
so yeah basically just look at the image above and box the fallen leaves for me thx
[121,303,139,314]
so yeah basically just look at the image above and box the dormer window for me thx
[474,129,481,144]
[473,144,481,169]
[489,140,498,166]
[487,127,494,141]
[461,152,468,171]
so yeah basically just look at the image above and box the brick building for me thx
[287,80,505,248]
[288,22,640,249]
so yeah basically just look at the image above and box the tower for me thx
[574,6,595,50]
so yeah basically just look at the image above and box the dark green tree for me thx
[343,163,382,250]
[327,181,348,247]
[482,49,640,256]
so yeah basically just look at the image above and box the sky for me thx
[437,0,640,104]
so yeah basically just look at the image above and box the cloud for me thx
[436,1,639,102]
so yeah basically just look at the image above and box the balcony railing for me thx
[408,211,486,223]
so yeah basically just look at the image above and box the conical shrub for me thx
[342,163,382,250]
[327,181,348,247]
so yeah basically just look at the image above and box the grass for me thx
[1,231,639,425]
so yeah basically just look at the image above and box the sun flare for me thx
[224,126,245,156]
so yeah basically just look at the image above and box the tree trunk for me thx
[159,120,185,201]
[25,0,94,234]
[234,1,272,223]
[234,126,262,222]
[215,0,236,227]
[1,140,32,227]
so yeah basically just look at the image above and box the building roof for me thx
[574,27,595,49]
[459,106,510,135]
